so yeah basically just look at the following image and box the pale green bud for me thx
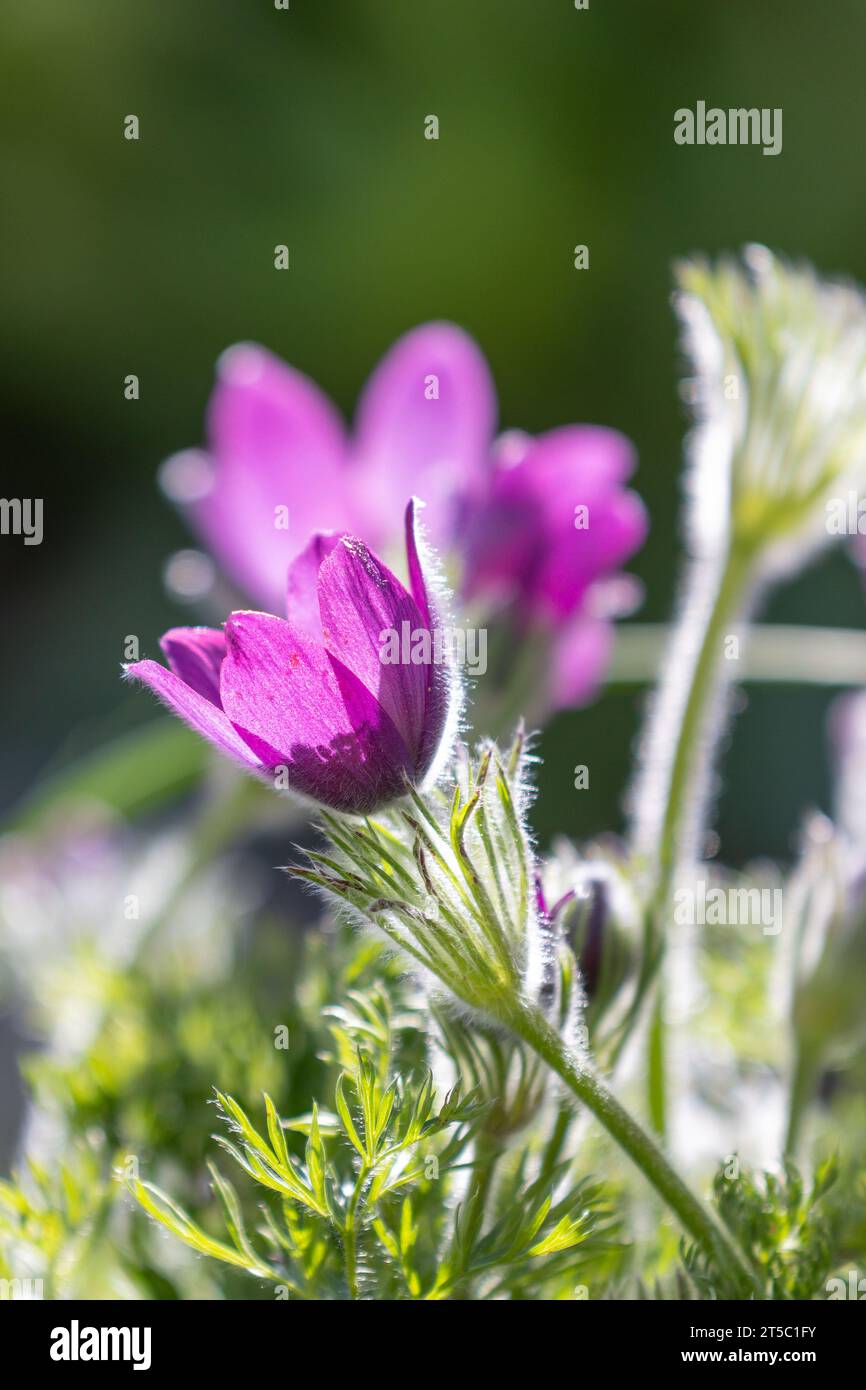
[677,245,866,573]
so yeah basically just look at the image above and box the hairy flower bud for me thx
[538,847,639,1046]
[677,246,866,574]
[292,731,551,1023]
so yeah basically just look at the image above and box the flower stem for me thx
[646,992,667,1136]
[511,1004,760,1298]
[628,541,756,1131]
[646,543,755,886]
[343,1164,368,1300]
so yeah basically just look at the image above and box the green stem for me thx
[646,993,666,1138]
[512,1005,760,1298]
[627,542,757,1127]
[654,544,754,890]
[343,1164,368,1300]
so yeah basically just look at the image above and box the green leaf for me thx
[281,1110,341,1138]
[335,1073,366,1160]
[265,1093,291,1171]
[372,1217,400,1260]
[207,1162,261,1267]
[527,1214,588,1258]
[128,1178,275,1278]
[305,1104,329,1214]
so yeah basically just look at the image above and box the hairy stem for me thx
[650,547,754,884]
[628,541,756,1130]
[512,1005,760,1297]
[343,1164,368,1300]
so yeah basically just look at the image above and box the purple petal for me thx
[532,487,648,621]
[219,611,413,813]
[462,487,539,609]
[404,498,434,626]
[464,426,647,622]
[316,537,429,763]
[286,531,346,636]
[535,874,550,922]
[159,627,227,706]
[352,323,496,552]
[124,659,265,772]
[548,615,614,711]
[188,344,351,611]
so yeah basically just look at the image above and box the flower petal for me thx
[188,344,350,611]
[548,615,614,711]
[159,627,227,706]
[533,487,648,621]
[404,497,434,626]
[316,537,429,763]
[464,426,648,622]
[219,611,413,813]
[285,531,346,635]
[124,659,265,772]
[352,323,496,551]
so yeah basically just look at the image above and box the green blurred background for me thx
[3,0,866,862]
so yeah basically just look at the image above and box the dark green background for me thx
[3,0,865,861]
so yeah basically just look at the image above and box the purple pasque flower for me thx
[462,427,648,710]
[125,501,457,814]
[166,323,496,615]
[163,322,646,713]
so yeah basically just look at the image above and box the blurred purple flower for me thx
[463,428,648,709]
[163,323,646,712]
[126,501,457,814]
[169,324,495,614]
